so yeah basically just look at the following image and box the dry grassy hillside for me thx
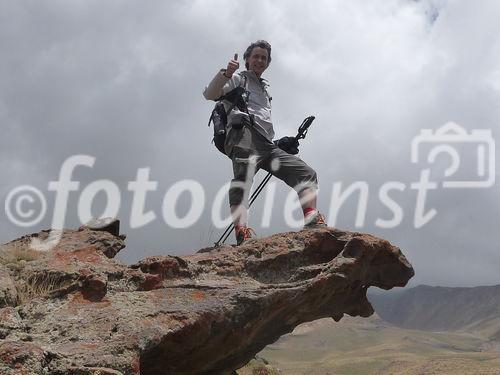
[239,314,500,375]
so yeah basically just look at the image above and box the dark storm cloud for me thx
[1,0,499,286]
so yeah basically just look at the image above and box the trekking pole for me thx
[214,116,316,246]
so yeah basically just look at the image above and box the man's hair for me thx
[243,40,272,70]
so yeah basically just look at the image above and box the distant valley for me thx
[239,284,500,375]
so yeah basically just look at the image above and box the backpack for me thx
[207,73,249,155]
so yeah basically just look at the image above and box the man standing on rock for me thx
[203,40,326,245]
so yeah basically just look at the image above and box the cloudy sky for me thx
[1,0,499,288]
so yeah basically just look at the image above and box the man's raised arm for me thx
[203,53,239,100]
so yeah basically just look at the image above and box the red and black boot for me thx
[235,225,256,246]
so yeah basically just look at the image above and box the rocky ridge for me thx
[0,223,414,374]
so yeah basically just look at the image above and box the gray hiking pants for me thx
[225,125,318,207]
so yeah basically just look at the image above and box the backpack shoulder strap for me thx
[224,73,248,113]
[240,72,248,90]
[209,73,246,126]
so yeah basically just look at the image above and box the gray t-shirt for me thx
[203,70,274,142]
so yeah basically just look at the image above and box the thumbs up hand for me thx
[225,53,239,78]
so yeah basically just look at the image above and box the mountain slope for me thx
[369,284,500,335]
[241,285,500,374]
[249,315,500,375]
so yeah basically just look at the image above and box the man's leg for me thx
[229,148,259,243]
[299,187,317,214]
[230,204,248,227]
[261,147,325,227]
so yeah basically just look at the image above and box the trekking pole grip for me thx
[295,116,315,140]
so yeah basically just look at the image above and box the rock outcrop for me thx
[0,224,414,374]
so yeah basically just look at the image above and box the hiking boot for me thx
[235,226,256,246]
[304,211,327,229]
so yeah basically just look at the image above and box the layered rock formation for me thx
[0,224,414,374]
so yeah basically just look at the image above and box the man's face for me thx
[247,47,269,77]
